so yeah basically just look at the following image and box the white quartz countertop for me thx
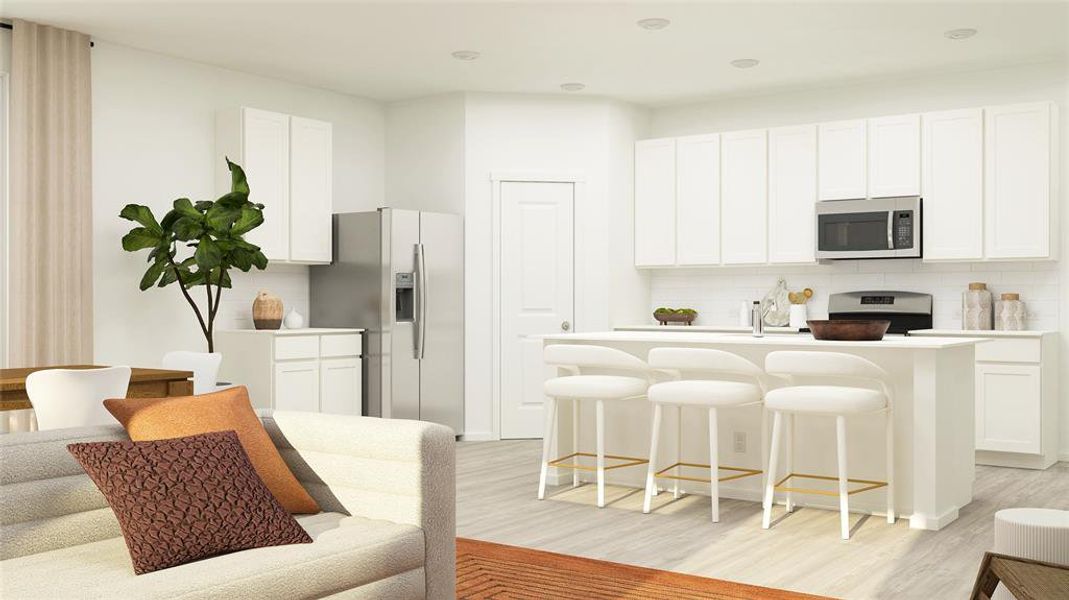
[540,330,984,349]
[910,329,1055,339]
[617,324,804,333]
[221,328,364,335]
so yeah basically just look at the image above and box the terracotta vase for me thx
[252,290,283,330]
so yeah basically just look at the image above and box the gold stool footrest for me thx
[654,462,762,484]
[548,452,648,471]
[773,472,888,497]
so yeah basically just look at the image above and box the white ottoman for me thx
[992,508,1069,599]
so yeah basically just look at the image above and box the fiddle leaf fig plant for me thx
[119,158,268,352]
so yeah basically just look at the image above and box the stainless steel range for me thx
[828,291,933,334]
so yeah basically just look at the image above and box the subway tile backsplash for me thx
[648,259,1060,331]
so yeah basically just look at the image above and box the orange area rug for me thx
[456,538,831,599]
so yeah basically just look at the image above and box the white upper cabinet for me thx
[217,107,334,265]
[634,138,677,267]
[236,108,291,261]
[675,134,721,265]
[720,130,768,265]
[984,102,1055,259]
[868,114,920,198]
[768,124,817,264]
[818,120,867,200]
[289,116,334,263]
[922,108,983,261]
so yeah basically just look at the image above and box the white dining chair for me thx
[642,347,768,522]
[162,351,223,395]
[539,344,652,508]
[761,351,895,540]
[25,367,132,431]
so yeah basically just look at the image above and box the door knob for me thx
[561,321,571,331]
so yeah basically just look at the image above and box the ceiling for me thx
[3,1,1067,106]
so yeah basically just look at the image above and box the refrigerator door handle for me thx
[415,243,428,360]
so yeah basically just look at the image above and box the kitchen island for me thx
[539,330,983,531]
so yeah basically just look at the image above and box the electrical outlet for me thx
[733,431,746,453]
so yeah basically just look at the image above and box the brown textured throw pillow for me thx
[104,386,319,514]
[68,431,312,574]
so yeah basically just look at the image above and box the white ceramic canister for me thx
[788,304,808,329]
[962,282,993,330]
[994,293,1026,331]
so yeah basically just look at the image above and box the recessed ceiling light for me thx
[637,18,671,31]
[451,50,481,61]
[560,82,586,92]
[730,58,760,69]
[944,28,978,40]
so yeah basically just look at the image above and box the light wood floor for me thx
[456,440,1069,599]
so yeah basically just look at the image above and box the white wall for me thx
[649,60,1069,458]
[462,93,649,438]
[92,41,385,365]
[385,93,466,214]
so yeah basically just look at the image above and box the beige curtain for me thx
[9,20,93,367]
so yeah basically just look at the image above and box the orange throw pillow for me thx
[104,386,320,514]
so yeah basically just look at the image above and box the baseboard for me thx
[1059,450,1069,463]
[458,431,496,442]
[909,506,959,531]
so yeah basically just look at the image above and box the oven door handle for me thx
[887,211,895,250]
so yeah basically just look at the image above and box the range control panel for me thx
[894,210,914,249]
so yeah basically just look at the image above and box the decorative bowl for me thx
[807,319,891,341]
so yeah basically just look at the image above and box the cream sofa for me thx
[0,411,456,599]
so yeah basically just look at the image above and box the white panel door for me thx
[975,364,1041,454]
[818,119,867,200]
[289,116,333,263]
[768,124,817,264]
[984,102,1053,259]
[634,139,676,266]
[500,181,574,439]
[675,134,720,265]
[720,129,768,264]
[868,114,920,197]
[319,357,362,415]
[274,361,319,412]
[242,108,290,261]
[922,108,983,260]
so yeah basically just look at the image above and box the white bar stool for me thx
[539,344,651,508]
[762,351,895,540]
[641,348,767,522]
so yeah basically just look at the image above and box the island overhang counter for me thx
[537,330,984,531]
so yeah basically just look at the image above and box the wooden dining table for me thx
[0,365,195,411]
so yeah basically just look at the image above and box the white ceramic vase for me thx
[284,308,305,329]
[789,304,808,329]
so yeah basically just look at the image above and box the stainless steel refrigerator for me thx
[310,209,463,433]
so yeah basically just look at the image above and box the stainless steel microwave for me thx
[815,196,921,260]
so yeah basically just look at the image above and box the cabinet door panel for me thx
[634,139,677,266]
[290,116,333,263]
[274,361,319,412]
[721,130,768,264]
[320,358,362,415]
[242,108,290,261]
[975,363,1041,454]
[868,114,920,197]
[675,134,720,265]
[922,109,983,260]
[818,120,867,200]
[768,125,817,264]
[984,102,1053,259]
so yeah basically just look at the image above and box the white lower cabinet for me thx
[319,358,362,415]
[914,330,1058,469]
[274,361,321,412]
[975,363,1041,455]
[216,329,364,415]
